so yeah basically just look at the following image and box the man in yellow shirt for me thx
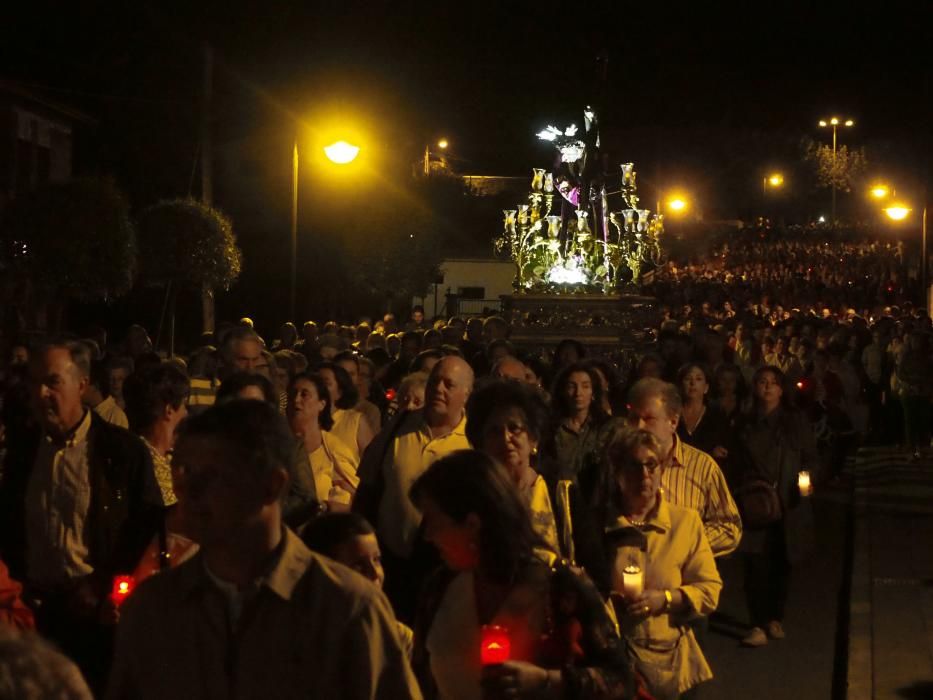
[354,356,473,620]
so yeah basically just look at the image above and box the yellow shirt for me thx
[331,408,364,461]
[308,432,360,509]
[661,435,742,557]
[377,411,470,558]
[521,474,559,554]
[608,498,722,695]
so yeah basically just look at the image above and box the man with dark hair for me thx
[84,358,128,429]
[220,326,265,378]
[108,400,420,699]
[0,341,160,691]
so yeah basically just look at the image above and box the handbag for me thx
[735,478,782,529]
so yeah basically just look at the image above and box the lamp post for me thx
[762,172,784,197]
[291,138,360,321]
[884,202,928,305]
[424,138,449,176]
[818,117,854,225]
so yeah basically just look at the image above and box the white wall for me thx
[414,258,515,318]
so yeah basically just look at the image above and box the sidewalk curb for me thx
[847,495,872,700]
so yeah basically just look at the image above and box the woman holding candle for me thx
[598,428,722,700]
[410,450,638,700]
[734,365,820,648]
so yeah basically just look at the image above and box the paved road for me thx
[701,481,852,699]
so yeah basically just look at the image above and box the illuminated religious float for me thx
[496,106,661,351]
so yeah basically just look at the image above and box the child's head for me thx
[397,371,428,412]
[301,513,384,588]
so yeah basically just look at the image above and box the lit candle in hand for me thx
[621,565,644,599]
[798,471,812,497]
[480,625,511,666]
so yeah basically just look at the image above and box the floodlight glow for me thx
[818,216,826,223]
[668,198,687,212]
[884,204,911,221]
[830,117,839,125]
[547,259,588,285]
[768,173,784,187]
[323,140,360,164]
[818,120,827,127]
[870,185,890,199]
[437,139,449,149]
[844,119,854,127]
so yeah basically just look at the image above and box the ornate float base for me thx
[501,293,659,352]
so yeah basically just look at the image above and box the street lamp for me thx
[291,137,360,321]
[762,172,784,196]
[870,183,892,200]
[818,116,855,224]
[424,138,450,175]
[656,193,690,217]
[884,202,929,304]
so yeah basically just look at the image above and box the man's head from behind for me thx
[172,400,291,548]
[30,341,91,436]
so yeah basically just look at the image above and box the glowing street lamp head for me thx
[830,117,840,126]
[870,184,890,200]
[818,120,828,127]
[437,139,449,150]
[667,197,687,213]
[844,119,854,127]
[323,140,360,164]
[768,173,784,187]
[884,204,911,221]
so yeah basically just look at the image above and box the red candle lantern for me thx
[480,624,511,666]
[111,575,136,607]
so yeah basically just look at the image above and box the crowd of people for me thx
[0,260,930,698]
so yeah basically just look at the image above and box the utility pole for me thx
[200,41,216,336]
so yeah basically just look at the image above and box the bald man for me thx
[491,355,527,382]
[354,357,473,620]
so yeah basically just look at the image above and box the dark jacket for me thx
[412,559,638,700]
[734,406,820,562]
[0,411,160,596]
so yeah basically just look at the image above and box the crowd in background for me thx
[0,232,931,698]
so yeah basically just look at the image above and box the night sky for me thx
[6,2,931,179]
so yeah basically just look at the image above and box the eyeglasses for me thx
[483,420,528,438]
[621,458,661,474]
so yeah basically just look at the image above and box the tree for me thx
[803,139,868,193]
[0,177,137,330]
[136,198,241,353]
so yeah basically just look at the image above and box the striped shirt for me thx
[661,435,742,557]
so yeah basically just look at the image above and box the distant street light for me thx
[424,138,450,175]
[762,172,784,196]
[869,183,892,200]
[656,193,690,217]
[884,202,928,302]
[818,116,855,224]
[291,137,360,320]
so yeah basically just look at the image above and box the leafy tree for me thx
[136,198,241,351]
[803,137,868,194]
[1,177,137,329]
